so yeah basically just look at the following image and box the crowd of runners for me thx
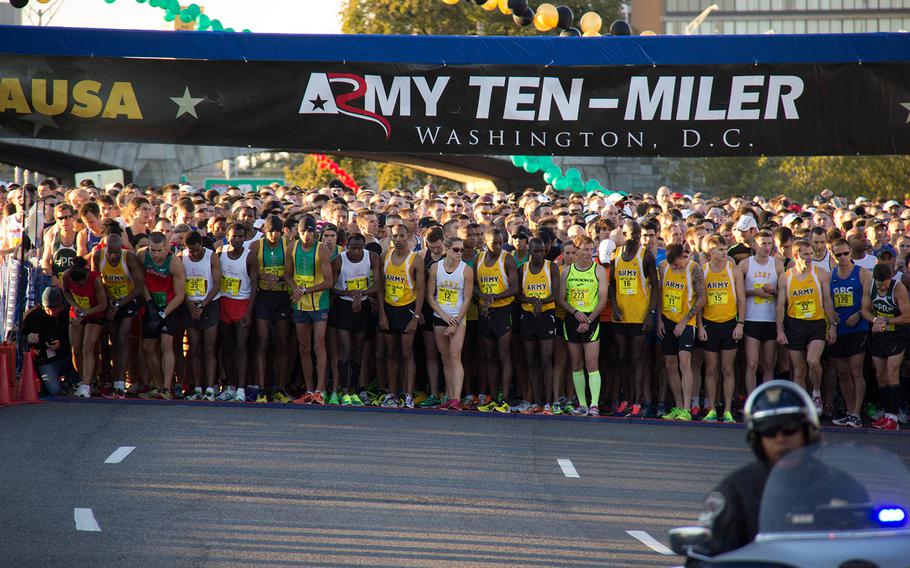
[3,178,909,430]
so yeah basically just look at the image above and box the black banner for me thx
[1,54,910,157]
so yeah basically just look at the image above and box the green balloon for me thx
[186,3,200,16]
[564,167,582,180]
[198,13,211,29]
[511,156,524,168]
[553,176,570,191]
[242,29,252,33]
[224,27,235,32]
[179,10,194,22]
[210,19,223,31]
[167,0,179,13]
[544,165,561,178]
[542,170,559,184]
[104,0,116,3]
[523,161,540,173]
[136,0,146,3]
[585,179,602,192]
[164,11,176,21]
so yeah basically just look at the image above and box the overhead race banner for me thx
[1,30,910,157]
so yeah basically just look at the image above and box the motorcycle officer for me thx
[687,380,820,565]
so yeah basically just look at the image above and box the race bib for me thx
[618,275,638,295]
[663,289,683,313]
[480,281,497,295]
[108,282,128,300]
[833,291,853,308]
[795,299,816,319]
[294,274,315,288]
[186,277,207,297]
[347,277,368,291]
[438,287,458,307]
[708,290,728,306]
[72,294,91,310]
[263,266,284,278]
[152,291,167,307]
[570,288,591,311]
[753,283,771,304]
[221,276,240,296]
[385,281,403,302]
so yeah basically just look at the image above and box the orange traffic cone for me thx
[0,353,13,406]
[16,350,42,404]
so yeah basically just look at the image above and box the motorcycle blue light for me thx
[875,507,907,527]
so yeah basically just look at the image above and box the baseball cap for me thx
[876,244,897,258]
[598,238,617,264]
[884,200,901,210]
[734,216,758,232]
[782,213,800,227]
[252,219,265,230]
[417,217,438,230]
[298,216,318,233]
[42,287,64,308]
[855,196,870,205]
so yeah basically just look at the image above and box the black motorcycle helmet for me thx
[744,380,820,462]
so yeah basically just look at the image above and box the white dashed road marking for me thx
[626,530,674,555]
[557,458,580,478]
[74,508,101,532]
[104,446,135,464]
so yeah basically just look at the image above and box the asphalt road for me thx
[0,400,907,568]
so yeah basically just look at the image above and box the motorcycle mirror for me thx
[668,526,712,556]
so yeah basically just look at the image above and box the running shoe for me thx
[703,409,718,422]
[273,391,292,404]
[562,403,577,415]
[873,414,899,430]
[359,390,373,405]
[75,384,91,398]
[722,411,735,423]
[341,393,352,406]
[294,391,314,404]
[811,393,823,417]
[676,409,692,421]
[157,390,173,400]
[821,403,834,420]
[139,388,160,400]
[217,388,236,401]
[380,393,399,408]
[571,405,587,416]
[478,394,488,407]
[233,388,246,402]
[552,403,563,415]
[328,391,340,405]
[477,401,496,412]
[615,400,630,416]
[662,407,682,420]
[350,393,364,406]
[186,389,204,401]
[865,402,884,421]
[587,405,600,417]
[832,415,850,427]
[438,398,453,410]
[493,401,510,413]
[656,402,668,417]
[256,393,269,403]
[630,404,642,417]
[412,391,427,406]
[173,385,184,400]
[203,388,216,402]
[542,403,553,415]
[418,394,441,408]
[846,414,863,429]
[405,393,414,409]
[311,391,325,405]
[898,408,909,425]
[450,399,462,411]
[511,400,532,413]
[690,406,701,421]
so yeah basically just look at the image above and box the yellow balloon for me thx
[536,3,559,29]
[36,0,52,3]
[579,11,602,35]
[533,17,552,32]
[497,0,511,14]
[640,30,657,36]
[582,31,600,37]
[443,0,459,4]
[481,0,498,11]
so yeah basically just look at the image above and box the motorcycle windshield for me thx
[758,444,910,539]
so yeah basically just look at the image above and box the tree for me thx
[340,0,624,36]
[282,153,454,192]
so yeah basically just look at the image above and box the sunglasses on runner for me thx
[834,251,850,258]
[449,247,463,253]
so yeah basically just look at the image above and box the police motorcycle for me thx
[670,443,910,567]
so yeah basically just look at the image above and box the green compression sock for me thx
[572,370,588,408]
[589,370,602,409]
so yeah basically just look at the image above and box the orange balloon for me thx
[443,0,459,4]
[481,0,498,11]
[536,3,559,29]
[497,0,511,14]
[640,30,657,36]
[579,11,602,35]
[582,31,600,37]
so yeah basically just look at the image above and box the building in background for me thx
[0,3,23,26]
[632,0,910,36]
